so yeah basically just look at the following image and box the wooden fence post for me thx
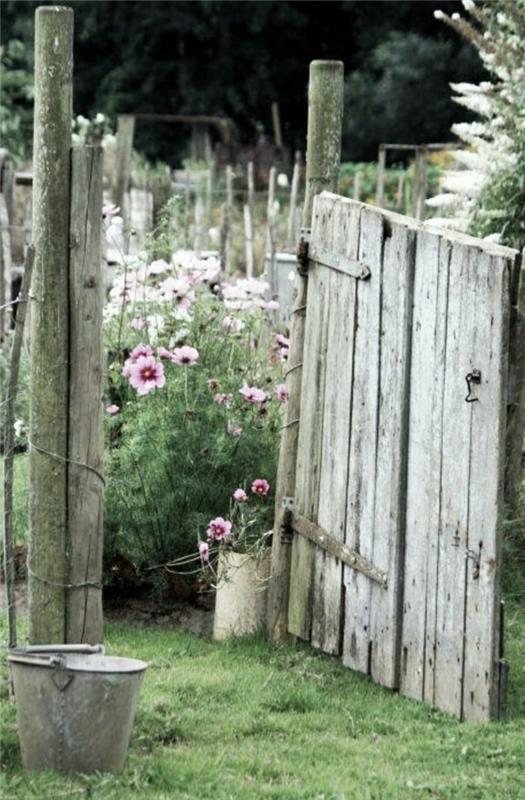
[67,146,104,644]
[412,146,428,220]
[286,151,301,249]
[267,59,344,642]
[112,114,135,211]
[272,101,284,151]
[375,144,386,207]
[353,169,362,202]
[28,5,73,644]
[0,194,12,338]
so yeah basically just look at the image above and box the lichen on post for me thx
[28,5,73,644]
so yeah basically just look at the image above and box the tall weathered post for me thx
[28,6,73,643]
[267,60,344,641]
[112,114,135,212]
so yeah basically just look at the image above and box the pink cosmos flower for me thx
[227,421,243,437]
[105,404,120,415]
[276,383,289,402]
[276,334,290,349]
[172,346,199,366]
[157,346,173,360]
[213,393,232,407]
[221,316,244,334]
[122,357,134,378]
[251,478,270,497]
[198,540,209,562]
[239,384,267,404]
[131,343,153,360]
[233,488,248,503]
[129,356,166,396]
[206,517,233,542]
[102,204,120,218]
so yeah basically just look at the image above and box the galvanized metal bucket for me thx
[8,644,148,774]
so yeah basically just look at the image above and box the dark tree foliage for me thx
[2,0,485,164]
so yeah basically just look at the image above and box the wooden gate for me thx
[285,192,520,721]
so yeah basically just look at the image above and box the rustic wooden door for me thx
[286,192,519,721]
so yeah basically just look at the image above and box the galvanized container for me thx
[8,644,147,774]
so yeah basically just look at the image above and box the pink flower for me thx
[206,517,232,542]
[129,356,166,396]
[172,346,199,366]
[198,540,209,562]
[214,392,232,407]
[276,383,288,402]
[207,378,220,390]
[102,204,120,218]
[233,488,248,503]
[122,357,134,378]
[239,384,267,404]
[251,478,270,497]
[131,343,153,360]
[157,346,173,360]
[105,404,120,415]
[227,421,243,437]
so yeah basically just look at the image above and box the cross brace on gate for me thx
[280,498,388,589]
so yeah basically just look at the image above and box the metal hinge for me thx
[280,496,294,544]
[296,228,310,276]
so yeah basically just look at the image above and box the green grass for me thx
[1,600,525,800]
[0,453,29,548]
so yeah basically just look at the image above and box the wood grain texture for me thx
[66,147,105,645]
[28,6,73,644]
[400,231,450,702]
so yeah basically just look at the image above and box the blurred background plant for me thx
[427,1,525,249]
[0,38,34,162]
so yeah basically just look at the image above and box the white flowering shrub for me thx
[429,1,525,248]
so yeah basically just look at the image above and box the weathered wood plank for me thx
[400,231,450,702]
[288,258,329,640]
[462,252,510,722]
[311,195,360,654]
[67,146,105,644]
[431,239,477,718]
[342,204,384,677]
[367,217,416,688]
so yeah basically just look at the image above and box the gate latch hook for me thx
[465,369,482,403]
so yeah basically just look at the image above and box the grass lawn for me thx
[1,597,524,800]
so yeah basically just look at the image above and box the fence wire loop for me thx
[28,438,105,485]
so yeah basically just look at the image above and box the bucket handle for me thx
[19,644,105,654]
[8,644,104,669]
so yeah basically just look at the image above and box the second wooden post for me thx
[267,60,344,641]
